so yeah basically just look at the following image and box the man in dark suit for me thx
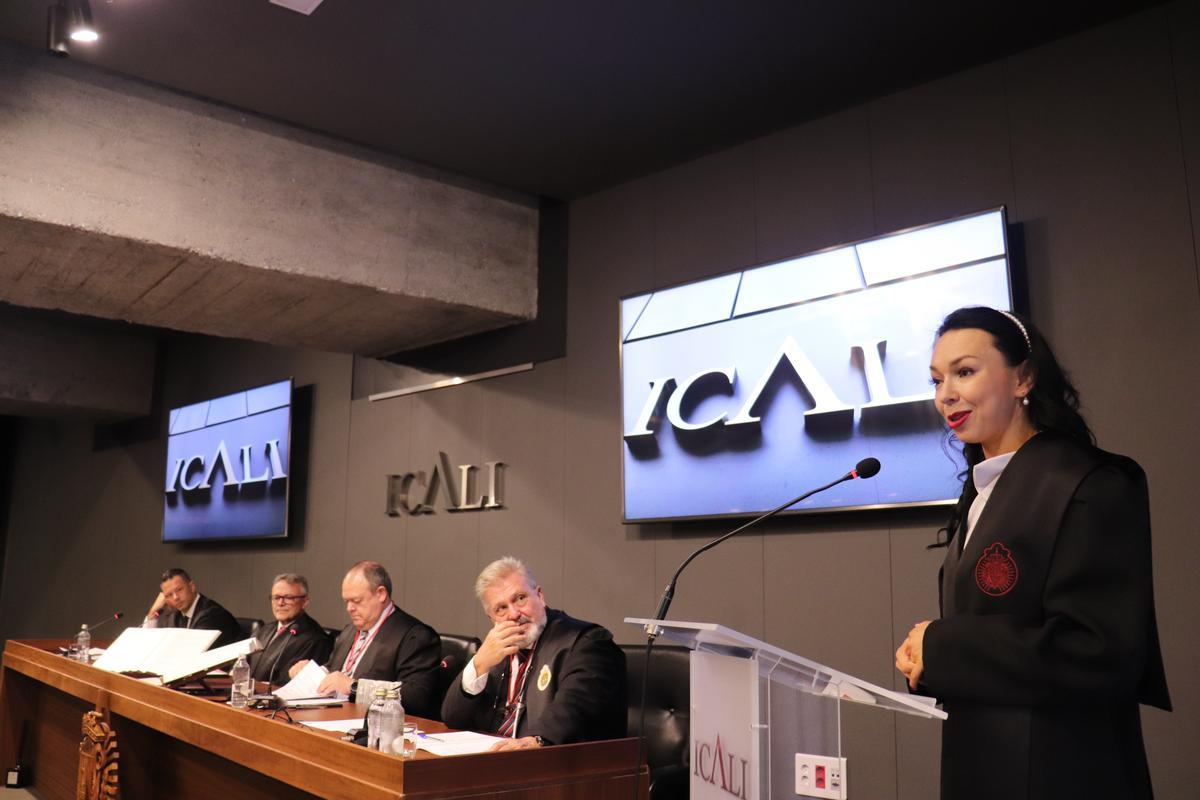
[248,573,333,685]
[143,567,242,648]
[288,561,441,718]
[441,556,626,750]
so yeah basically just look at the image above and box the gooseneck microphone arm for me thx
[265,628,298,695]
[80,611,124,633]
[649,457,881,630]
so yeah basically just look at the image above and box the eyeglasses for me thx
[270,594,307,604]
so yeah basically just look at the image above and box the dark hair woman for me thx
[895,306,1170,800]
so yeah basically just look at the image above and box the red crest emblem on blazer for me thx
[975,542,1019,596]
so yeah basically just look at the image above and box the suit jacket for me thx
[248,611,333,685]
[440,608,627,745]
[918,433,1170,800]
[325,605,441,719]
[158,594,242,649]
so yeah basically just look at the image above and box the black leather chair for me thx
[235,617,264,641]
[434,633,481,717]
[622,643,690,800]
[323,626,342,640]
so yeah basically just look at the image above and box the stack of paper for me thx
[273,659,349,702]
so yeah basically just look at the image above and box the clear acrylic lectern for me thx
[626,618,946,800]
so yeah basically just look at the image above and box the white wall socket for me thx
[794,753,847,799]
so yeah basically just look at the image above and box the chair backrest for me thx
[235,617,264,641]
[621,644,691,774]
[435,633,481,714]
[323,626,342,641]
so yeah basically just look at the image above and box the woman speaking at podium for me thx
[895,306,1170,800]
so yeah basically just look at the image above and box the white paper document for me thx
[273,659,348,701]
[300,718,363,734]
[415,730,508,757]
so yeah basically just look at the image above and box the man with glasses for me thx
[288,561,441,718]
[248,573,333,684]
[143,568,242,648]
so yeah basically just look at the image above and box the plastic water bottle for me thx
[229,654,252,709]
[75,624,91,664]
[366,685,388,750]
[379,686,404,754]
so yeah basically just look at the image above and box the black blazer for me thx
[918,434,1170,800]
[441,608,627,745]
[248,611,333,685]
[325,605,441,719]
[158,594,242,649]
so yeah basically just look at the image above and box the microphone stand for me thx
[259,628,298,722]
[647,469,859,635]
[630,459,879,800]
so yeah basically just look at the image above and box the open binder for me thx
[91,627,258,686]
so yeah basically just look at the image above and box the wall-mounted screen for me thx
[163,379,293,542]
[620,208,1013,522]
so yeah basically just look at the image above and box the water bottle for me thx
[366,686,388,750]
[229,654,252,709]
[379,686,403,754]
[75,624,91,664]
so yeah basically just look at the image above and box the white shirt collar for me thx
[972,450,1016,492]
[182,593,200,624]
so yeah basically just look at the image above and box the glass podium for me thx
[626,618,946,800]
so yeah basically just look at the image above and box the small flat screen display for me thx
[162,379,293,542]
[620,208,1013,522]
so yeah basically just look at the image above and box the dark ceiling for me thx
[0,0,1169,200]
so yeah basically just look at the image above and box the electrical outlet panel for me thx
[794,753,847,799]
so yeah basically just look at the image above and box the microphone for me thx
[73,612,123,636]
[265,627,299,695]
[648,458,882,630]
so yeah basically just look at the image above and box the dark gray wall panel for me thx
[651,146,758,286]
[868,62,1015,234]
[753,108,875,261]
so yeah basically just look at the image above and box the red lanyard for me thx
[342,604,394,676]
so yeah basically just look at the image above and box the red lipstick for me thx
[947,411,971,429]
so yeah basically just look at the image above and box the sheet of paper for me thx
[160,637,259,685]
[273,659,348,700]
[300,718,363,734]
[415,730,508,757]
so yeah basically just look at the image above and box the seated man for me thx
[248,573,333,685]
[143,568,242,648]
[289,561,441,718]
[441,556,627,750]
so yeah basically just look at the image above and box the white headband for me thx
[997,310,1031,353]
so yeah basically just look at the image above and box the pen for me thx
[417,732,445,742]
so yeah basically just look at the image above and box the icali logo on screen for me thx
[165,439,287,494]
[624,335,932,443]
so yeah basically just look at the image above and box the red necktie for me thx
[496,650,533,737]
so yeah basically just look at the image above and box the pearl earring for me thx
[1021,396,1030,407]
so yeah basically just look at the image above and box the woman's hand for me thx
[895,620,931,690]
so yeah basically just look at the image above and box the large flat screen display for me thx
[620,208,1013,522]
[163,379,293,542]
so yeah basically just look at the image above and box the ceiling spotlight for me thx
[67,0,99,43]
[47,0,97,56]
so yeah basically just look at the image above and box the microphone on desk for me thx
[263,627,299,700]
[648,457,882,631]
[83,611,124,634]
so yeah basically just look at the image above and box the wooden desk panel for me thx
[1,640,646,800]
